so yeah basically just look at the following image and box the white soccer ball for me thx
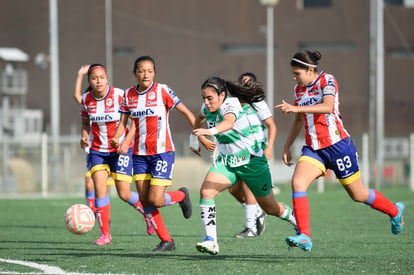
[64,204,95,235]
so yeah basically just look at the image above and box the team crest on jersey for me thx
[148,92,156,100]
[105,98,114,112]
[146,91,157,106]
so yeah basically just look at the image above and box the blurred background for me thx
[0,0,413,196]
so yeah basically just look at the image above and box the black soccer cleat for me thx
[178,187,192,219]
[152,240,176,252]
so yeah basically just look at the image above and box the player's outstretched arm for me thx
[73,65,90,104]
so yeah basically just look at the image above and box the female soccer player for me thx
[111,56,194,252]
[191,76,297,255]
[73,65,98,212]
[79,64,153,245]
[276,50,405,252]
[228,72,276,238]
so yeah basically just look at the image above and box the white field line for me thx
[0,258,125,275]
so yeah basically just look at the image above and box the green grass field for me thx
[0,185,412,275]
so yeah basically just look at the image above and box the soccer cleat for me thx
[390,202,405,235]
[152,240,176,252]
[144,217,155,236]
[94,234,112,245]
[234,227,257,238]
[178,187,192,219]
[196,237,219,255]
[285,233,312,252]
[256,210,266,236]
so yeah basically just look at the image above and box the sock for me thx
[279,203,297,228]
[245,204,257,231]
[292,191,310,238]
[127,191,144,214]
[95,196,110,236]
[144,207,172,242]
[85,191,95,213]
[365,189,399,218]
[256,204,264,217]
[200,198,217,241]
[164,190,185,206]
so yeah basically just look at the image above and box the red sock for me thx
[96,204,110,236]
[87,198,95,213]
[293,196,310,238]
[165,191,185,204]
[370,190,398,218]
[146,209,172,242]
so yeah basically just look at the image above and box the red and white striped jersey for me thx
[80,86,127,153]
[120,82,180,155]
[294,71,349,150]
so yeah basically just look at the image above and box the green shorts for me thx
[209,154,272,197]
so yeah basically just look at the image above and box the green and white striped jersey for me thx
[200,97,264,167]
[251,100,272,147]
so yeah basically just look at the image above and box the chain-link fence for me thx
[0,133,412,197]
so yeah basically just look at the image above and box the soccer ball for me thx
[64,204,95,235]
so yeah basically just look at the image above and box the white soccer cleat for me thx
[196,237,219,255]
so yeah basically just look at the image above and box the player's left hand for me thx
[117,141,128,155]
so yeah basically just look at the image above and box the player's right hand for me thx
[78,65,90,76]
[80,137,89,149]
[282,149,293,167]
[110,137,119,149]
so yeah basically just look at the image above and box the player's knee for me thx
[117,192,129,202]
[200,188,217,200]
[349,193,367,203]
[148,197,164,208]
[291,176,309,190]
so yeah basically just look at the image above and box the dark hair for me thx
[290,50,322,70]
[84,63,107,93]
[201,76,228,96]
[133,55,156,73]
[87,63,107,79]
[201,76,265,107]
[237,72,257,86]
[226,81,265,106]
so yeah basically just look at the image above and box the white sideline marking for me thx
[0,258,65,274]
[0,258,120,275]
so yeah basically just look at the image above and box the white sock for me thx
[256,204,265,217]
[245,204,257,231]
[200,203,217,241]
[279,203,297,228]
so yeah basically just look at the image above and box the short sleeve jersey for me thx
[251,100,272,145]
[200,97,263,162]
[294,71,349,150]
[120,82,180,156]
[80,86,127,153]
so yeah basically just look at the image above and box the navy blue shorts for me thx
[89,148,133,180]
[300,137,361,184]
[132,151,175,186]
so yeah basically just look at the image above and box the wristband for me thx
[208,127,218,135]
[189,134,200,151]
